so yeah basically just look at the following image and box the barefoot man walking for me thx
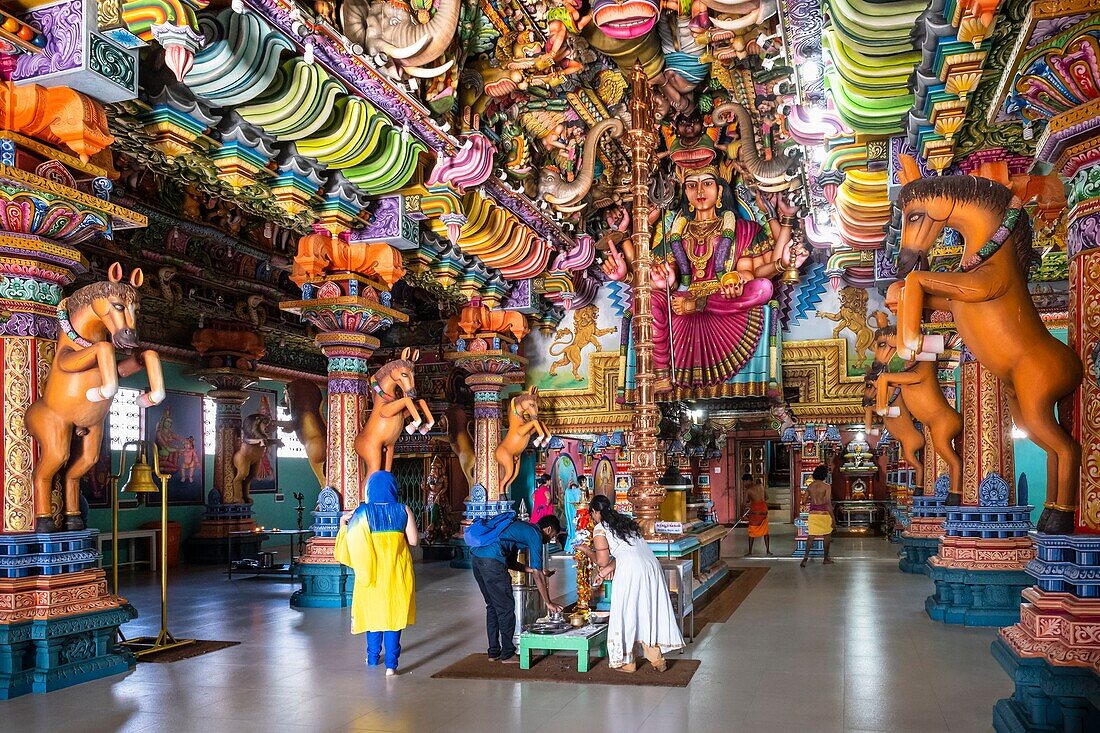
[742,473,773,556]
[801,465,835,567]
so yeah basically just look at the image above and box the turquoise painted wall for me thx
[86,362,323,546]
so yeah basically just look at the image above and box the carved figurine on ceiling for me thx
[355,349,436,478]
[653,5,710,114]
[341,0,461,79]
[26,264,166,532]
[446,301,529,341]
[816,288,886,369]
[228,413,284,505]
[537,117,624,213]
[235,295,268,328]
[281,379,327,488]
[713,102,796,192]
[640,161,804,393]
[891,159,1082,534]
[544,0,590,78]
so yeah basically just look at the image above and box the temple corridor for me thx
[4,530,1002,733]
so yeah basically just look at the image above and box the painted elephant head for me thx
[341,0,461,78]
[712,101,796,190]
[537,118,625,212]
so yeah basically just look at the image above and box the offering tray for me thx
[525,621,573,635]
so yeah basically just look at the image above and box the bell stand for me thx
[110,440,195,657]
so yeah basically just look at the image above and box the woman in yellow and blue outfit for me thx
[335,471,418,676]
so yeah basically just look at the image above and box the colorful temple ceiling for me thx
[0,0,1073,422]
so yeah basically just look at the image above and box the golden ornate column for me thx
[625,64,664,537]
[281,230,408,607]
[959,352,1015,505]
[446,338,525,514]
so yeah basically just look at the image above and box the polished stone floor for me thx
[4,526,1008,733]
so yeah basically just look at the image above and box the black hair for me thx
[741,473,752,482]
[589,494,643,542]
[536,514,561,540]
[812,465,829,481]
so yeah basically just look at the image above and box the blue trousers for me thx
[366,630,402,669]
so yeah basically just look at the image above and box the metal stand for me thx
[118,449,195,658]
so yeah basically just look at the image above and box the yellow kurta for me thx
[335,517,416,634]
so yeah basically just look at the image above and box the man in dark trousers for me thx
[470,514,563,663]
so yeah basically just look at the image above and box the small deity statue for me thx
[650,164,805,391]
[544,0,588,78]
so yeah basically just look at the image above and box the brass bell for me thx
[781,265,801,286]
[123,451,160,494]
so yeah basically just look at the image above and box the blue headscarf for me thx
[367,471,400,504]
[357,471,408,534]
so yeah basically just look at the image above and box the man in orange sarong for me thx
[742,473,772,556]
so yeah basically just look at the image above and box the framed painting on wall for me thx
[144,390,205,506]
[592,456,615,500]
[78,420,112,509]
[242,387,279,494]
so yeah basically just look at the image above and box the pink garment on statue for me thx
[653,218,772,388]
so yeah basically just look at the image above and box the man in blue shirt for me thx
[471,515,562,663]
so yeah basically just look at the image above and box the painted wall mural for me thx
[527,287,620,391]
[784,285,891,376]
[145,389,206,506]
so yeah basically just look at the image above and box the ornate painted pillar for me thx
[988,14,1100,728]
[925,351,1033,627]
[625,64,664,538]
[447,338,525,512]
[281,230,408,607]
[187,356,260,563]
[958,353,1016,505]
[0,90,146,695]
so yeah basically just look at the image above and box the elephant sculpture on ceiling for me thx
[537,118,624,212]
[341,0,461,79]
[712,101,796,191]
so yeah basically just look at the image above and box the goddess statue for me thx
[650,165,804,391]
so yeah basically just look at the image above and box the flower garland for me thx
[960,197,1023,272]
[56,300,92,348]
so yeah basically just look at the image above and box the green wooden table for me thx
[519,624,608,672]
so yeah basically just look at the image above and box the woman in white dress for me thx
[580,495,684,672]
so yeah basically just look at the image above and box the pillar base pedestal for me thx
[900,535,941,574]
[992,636,1100,733]
[291,561,353,608]
[926,565,1034,627]
[187,501,259,564]
[448,538,472,569]
[0,549,136,699]
[992,534,1100,731]
[925,507,1036,626]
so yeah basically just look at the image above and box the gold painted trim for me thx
[781,338,864,422]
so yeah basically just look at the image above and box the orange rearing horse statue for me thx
[891,158,1082,533]
[869,325,960,500]
[355,348,436,479]
[26,263,166,532]
[496,387,551,498]
[862,367,925,488]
